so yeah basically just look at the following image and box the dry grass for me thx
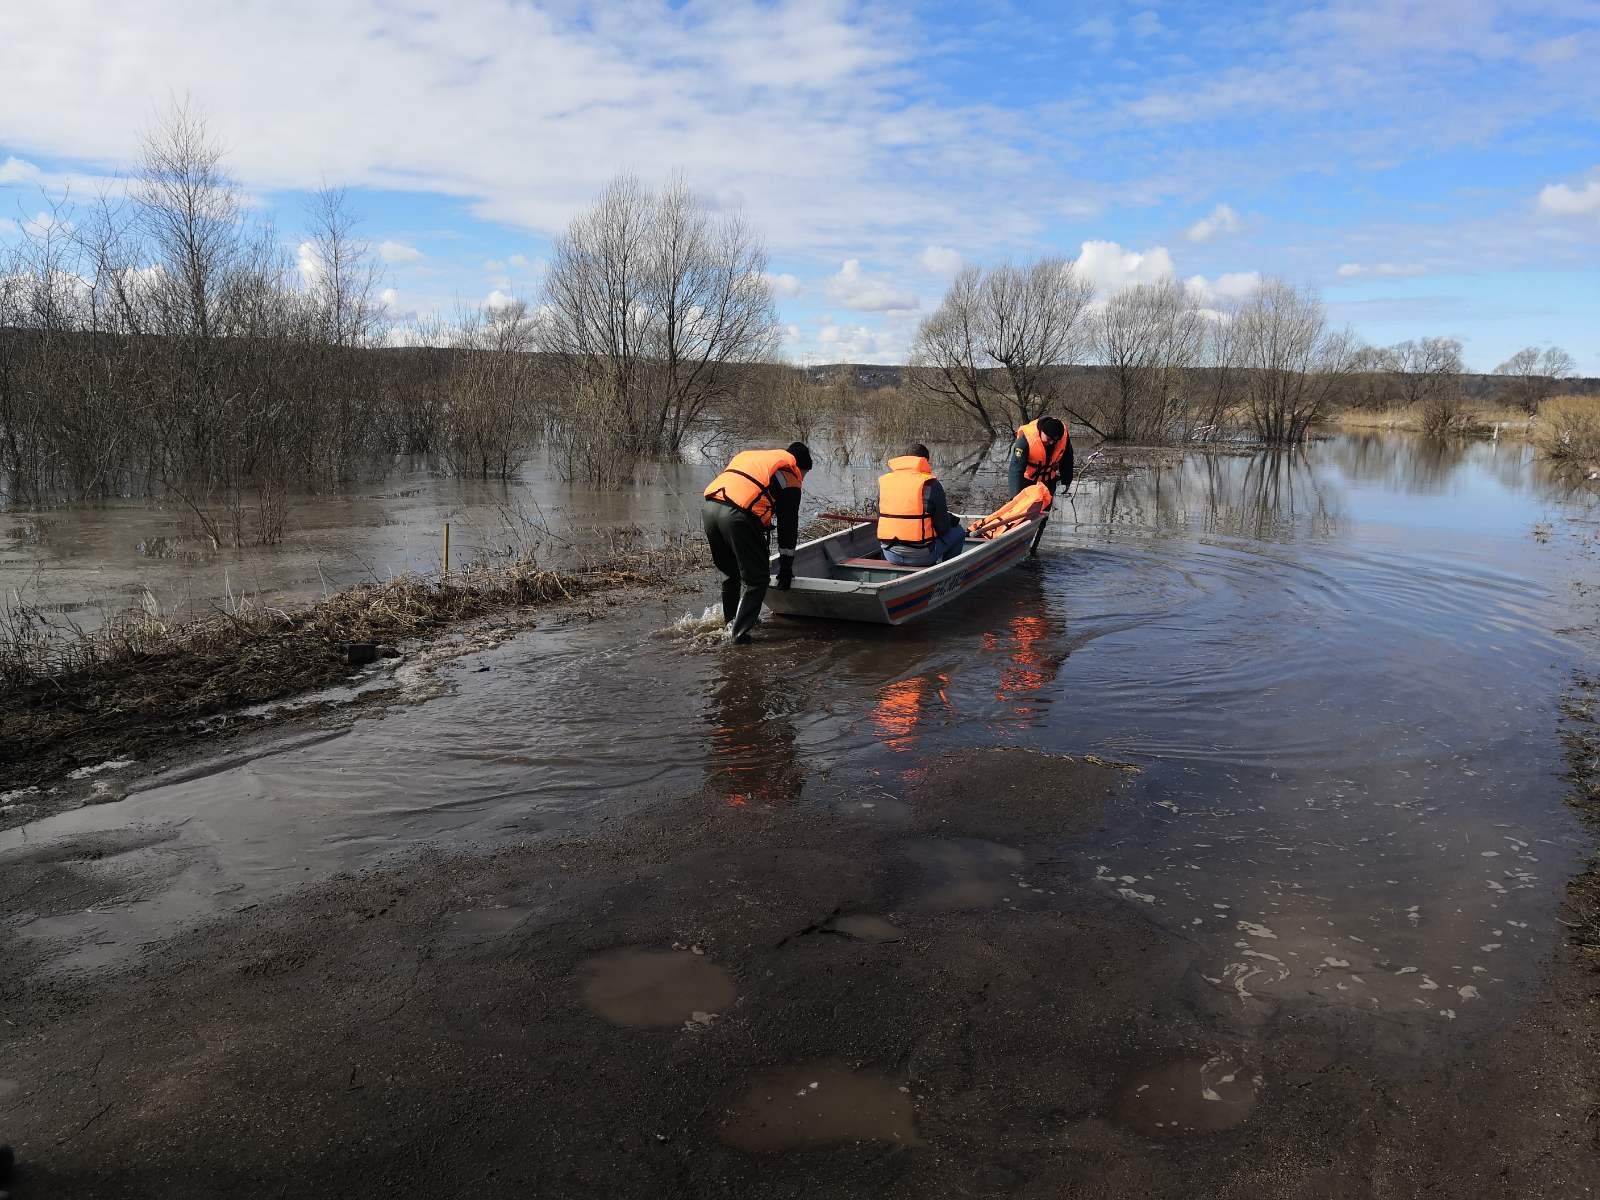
[1533,394,1600,464]
[0,534,701,792]
[1329,402,1535,438]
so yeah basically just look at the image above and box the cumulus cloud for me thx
[1184,271,1261,304]
[378,239,422,264]
[816,317,899,363]
[0,156,42,184]
[1538,174,1600,218]
[485,288,517,310]
[1336,261,1428,278]
[1185,203,1242,243]
[763,270,803,297]
[919,244,962,275]
[380,287,399,307]
[507,252,542,271]
[1073,240,1175,296]
[825,258,918,312]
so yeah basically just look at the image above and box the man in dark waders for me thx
[702,442,811,644]
[1007,416,1073,497]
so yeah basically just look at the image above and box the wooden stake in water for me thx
[443,522,451,576]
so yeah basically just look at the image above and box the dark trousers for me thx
[702,500,770,636]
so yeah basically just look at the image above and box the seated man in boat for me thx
[1008,416,1073,497]
[703,442,812,644]
[877,444,967,567]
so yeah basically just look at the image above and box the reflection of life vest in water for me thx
[876,455,937,548]
[996,614,1051,703]
[872,673,950,752]
[968,483,1052,539]
[704,449,806,528]
[1017,420,1068,485]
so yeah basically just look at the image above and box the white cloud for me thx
[763,270,803,297]
[485,288,516,310]
[297,240,320,283]
[1184,271,1261,304]
[1074,240,1175,296]
[825,258,918,312]
[1526,34,1581,65]
[919,244,962,275]
[1336,261,1428,278]
[0,156,42,184]
[816,317,895,362]
[1075,17,1115,46]
[1129,10,1163,38]
[380,287,399,307]
[1538,175,1600,218]
[22,210,71,238]
[1184,203,1242,243]
[507,252,541,271]
[378,239,422,264]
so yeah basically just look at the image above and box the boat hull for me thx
[761,515,1041,626]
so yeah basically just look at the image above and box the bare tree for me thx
[909,257,1093,436]
[303,186,385,349]
[1087,279,1205,440]
[442,300,542,478]
[1383,336,1465,432]
[1496,344,1576,413]
[980,257,1094,426]
[1235,280,1359,443]
[907,266,998,432]
[541,174,778,479]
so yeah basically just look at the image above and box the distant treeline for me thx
[809,362,1600,403]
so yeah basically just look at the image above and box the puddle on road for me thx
[899,838,1032,911]
[579,948,736,1027]
[825,913,906,943]
[1114,1055,1261,1138]
[719,1065,920,1151]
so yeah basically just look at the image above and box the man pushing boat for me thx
[1008,416,1073,497]
[702,442,812,644]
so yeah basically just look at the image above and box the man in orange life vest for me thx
[1007,416,1073,498]
[877,444,967,567]
[702,442,811,644]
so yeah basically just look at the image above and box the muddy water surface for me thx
[3,434,1597,1045]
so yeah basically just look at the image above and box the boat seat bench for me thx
[837,556,923,572]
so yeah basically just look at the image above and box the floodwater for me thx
[3,432,1598,1045]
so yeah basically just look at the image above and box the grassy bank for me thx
[1330,395,1600,468]
[0,532,701,795]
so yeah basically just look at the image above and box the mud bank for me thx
[0,545,696,823]
[2,747,1596,1199]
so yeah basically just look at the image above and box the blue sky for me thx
[2,0,1597,370]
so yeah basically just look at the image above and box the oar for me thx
[818,511,874,523]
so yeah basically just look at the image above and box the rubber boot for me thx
[720,577,740,626]
[729,586,765,644]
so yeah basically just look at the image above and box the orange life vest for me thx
[704,449,804,528]
[1017,420,1068,485]
[876,455,937,548]
[969,482,1052,540]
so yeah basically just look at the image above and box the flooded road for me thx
[6,435,1594,1014]
[3,432,1599,1196]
